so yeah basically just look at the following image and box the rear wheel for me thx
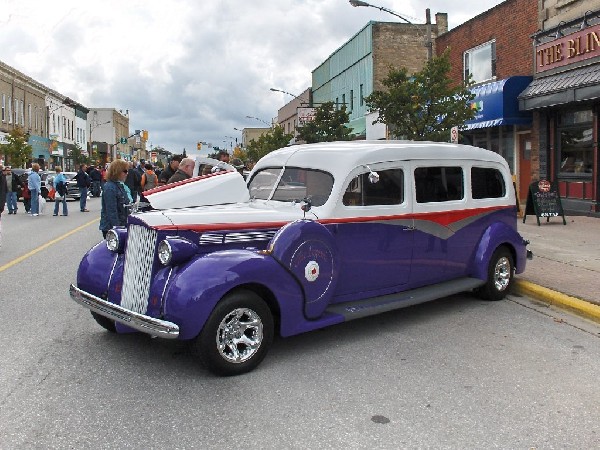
[194,290,274,376]
[477,247,514,301]
[90,311,117,332]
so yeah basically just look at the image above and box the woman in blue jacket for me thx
[52,166,69,216]
[99,159,130,238]
[28,163,42,216]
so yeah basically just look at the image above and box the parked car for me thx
[63,172,82,200]
[69,141,531,376]
[12,168,51,199]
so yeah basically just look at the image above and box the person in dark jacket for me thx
[158,155,182,185]
[89,165,102,197]
[99,160,129,238]
[0,166,6,246]
[167,158,195,184]
[3,166,20,214]
[73,164,90,212]
[124,161,141,202]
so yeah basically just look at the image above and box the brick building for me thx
[0,61,47,167]
[518,0,600,214]
[311,13,448,139]
[435,0,539,205]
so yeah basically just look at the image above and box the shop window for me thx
[415,167,464,203]
[559,127,593,174]
[464,40,496,84]
[558,109,593,175]
[360,84,364,106]
[343,168,404,206]
[471,167,506,199]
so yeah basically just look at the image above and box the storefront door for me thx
[518,133,531,204]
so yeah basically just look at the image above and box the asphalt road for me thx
[1,198,599,449]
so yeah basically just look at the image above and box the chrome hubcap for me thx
[216,308,263,363]
[494,256,511,291]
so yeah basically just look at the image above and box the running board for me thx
[326,277,486,321]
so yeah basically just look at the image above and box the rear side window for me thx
[414,167,464,203]
[343,168,404,206]
[471,167,506,199]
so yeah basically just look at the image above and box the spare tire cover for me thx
[269,220,338,319]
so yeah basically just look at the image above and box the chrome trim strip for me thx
[199,230,277,245]
[69,284,179,339]
[160,267,173,316]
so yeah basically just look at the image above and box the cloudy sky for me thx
[1,0,504,156]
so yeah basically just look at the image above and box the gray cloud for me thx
[1,0,505,155]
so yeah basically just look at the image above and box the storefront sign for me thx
[297,107,316,126]
[536,24,600,73]
[523,180,566,226]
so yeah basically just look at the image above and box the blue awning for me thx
[463,76,533,130]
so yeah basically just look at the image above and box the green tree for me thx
[246,125,293,162]
[296,102,354,143]
[0,127,32,168]
[69,144,88,166]
[364,50,475,142]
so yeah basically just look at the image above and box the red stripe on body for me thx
[152,205,512,232]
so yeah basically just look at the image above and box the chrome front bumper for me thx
[69,284,180,339]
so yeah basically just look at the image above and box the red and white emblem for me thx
[538,180,551,193]
[304,261,320,282]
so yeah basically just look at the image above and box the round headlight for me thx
[158,240,173,265]
[106,229,120,252]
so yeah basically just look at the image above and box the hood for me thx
[143,171,249,210]
[137,200,308,232]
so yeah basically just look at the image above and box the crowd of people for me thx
[1,150,248,243]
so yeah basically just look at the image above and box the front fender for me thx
[163,249,305,340]
[470,222,528,280]
[77,240,118,298]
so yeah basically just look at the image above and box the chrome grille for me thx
[121,225,157,314]
[199,230,277,245]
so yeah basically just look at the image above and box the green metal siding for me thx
[312,23,375,121]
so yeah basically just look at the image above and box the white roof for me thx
[251,141,508,179]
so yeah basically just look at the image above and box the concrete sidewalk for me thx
[515,214,600,321]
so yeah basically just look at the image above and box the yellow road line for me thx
[0,218,99,273]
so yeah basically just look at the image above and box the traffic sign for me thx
[450,126,459,143]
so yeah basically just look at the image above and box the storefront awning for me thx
[518,64,600,111]
[463,76,533,130]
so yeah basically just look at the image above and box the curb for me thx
[514,279,600,323]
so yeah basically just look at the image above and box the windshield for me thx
[248,167,334,206]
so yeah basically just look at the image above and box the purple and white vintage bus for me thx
[70,141,531,375]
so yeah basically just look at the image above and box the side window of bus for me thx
[343,168,404,206]
[414,167,464,203]
[471,167,506,199]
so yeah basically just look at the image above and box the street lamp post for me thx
[245,115,272,127]
[224,136,237,151]
[269,88,311,106]
[89,120,111,160]
[349,0,432,60]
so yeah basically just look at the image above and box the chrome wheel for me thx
[216,308,263,364]
[494,256,511,292]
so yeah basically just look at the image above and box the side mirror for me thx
[368,171,380,184]
[364,165,379,184]
[301,197,312,213]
